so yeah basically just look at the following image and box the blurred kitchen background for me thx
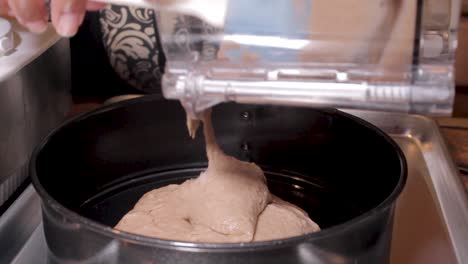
[451,2,468,117]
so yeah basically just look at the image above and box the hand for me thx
[0,0,106,37]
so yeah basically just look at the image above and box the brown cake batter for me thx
[115,111,320,242]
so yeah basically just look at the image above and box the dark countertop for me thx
[436,118,468,191]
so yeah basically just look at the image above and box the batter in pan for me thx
[115,111,320,242]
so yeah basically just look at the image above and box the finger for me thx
[50,0,87,37]
[0,0,10,15]
[0,0,17,18]
[86,1,106,11]
[8,0,48,33]
[0,8,16,17]
[0,10,16,17]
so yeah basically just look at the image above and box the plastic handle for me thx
[163,71,455,118]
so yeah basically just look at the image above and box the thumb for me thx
[50,0,87,37]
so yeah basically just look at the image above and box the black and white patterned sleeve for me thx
[99,6,219,94]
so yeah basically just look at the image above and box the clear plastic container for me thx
[153,0,461,118]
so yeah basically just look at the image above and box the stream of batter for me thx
[115,110,320,242]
